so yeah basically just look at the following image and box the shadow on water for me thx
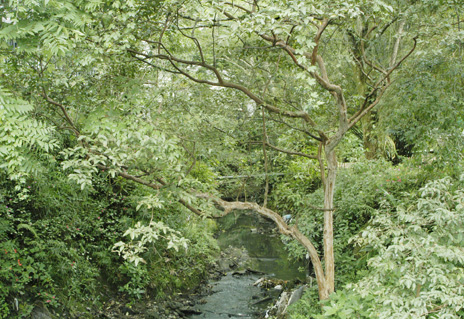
[189,211,306,318]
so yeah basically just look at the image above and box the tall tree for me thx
[2,0,460,302]
[121,0,418,299]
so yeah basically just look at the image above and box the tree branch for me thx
[158,14,172,54]
[41,92,80,137]
[311,18,330,65]
[96,164,164,190]
[349,36,418,127]
[271,117,321,141]
[128,47,320,128]
[389,20,406,68]
[318,142,326,188]
[224,2,252,14]
[197,193,328,299]
[131,53,182,75]
[265,142,317,159]
[361,39,388,75]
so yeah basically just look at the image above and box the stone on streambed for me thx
[253,277,265,287]
[275,291,289,317]
[179,306,202,315]
[31,305,53,319]
[189,211,307,318]
[287,285,306,306]
[266,285,308,318]
[253,277,290,289]
[216,246,252,273]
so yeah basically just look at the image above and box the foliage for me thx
[0,86,58,181]
[274,158,429,267]
[0,158,218,316]
[1,0,464,315]
[363,0,464,165]
[113,220,189,267]
[0,170,102,317]
[143,218,219,298]
[289,175,464,318]
[347,176,464,318]
[378,48,464,168]
[0,0,89,56]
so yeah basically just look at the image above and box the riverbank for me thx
[30,211,307,319]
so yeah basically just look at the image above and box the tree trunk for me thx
[323,147,337,296]
[292,227,330,300]
[362,110,378,159]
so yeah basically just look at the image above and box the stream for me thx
[189,211,306,319]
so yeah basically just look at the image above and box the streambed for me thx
[189,211,306,318]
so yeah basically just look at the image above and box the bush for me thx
[289,175,464,318]
[0,161,219,317]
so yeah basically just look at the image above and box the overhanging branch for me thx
[127,47,320,128]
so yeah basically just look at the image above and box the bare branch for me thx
[361,40,388,75]
[378,16,399,37]
[197,193,329,299]
[175,21,206,64]
[318,142,326,188]
[131,54,182,75]
[365,24,378,38]
[265,142,317,159]
[311,18,330,66]
[153,177,205,216]
[158,14,172,54]
[389,20,406,68]
[259,32,343,98]
[261,107,269,207]
[267,114,322,141]
[242,45,277,50]
[252,0,259,13]
[97,164,164,190]
[177,13,234,22]
[222,10,236,20]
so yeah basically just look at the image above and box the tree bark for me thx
[323,146,337,296]
[362,110,378,159]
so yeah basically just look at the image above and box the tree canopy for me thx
[1,0,464,318]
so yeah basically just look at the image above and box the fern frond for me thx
[17,223,39,238]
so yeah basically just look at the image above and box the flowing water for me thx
[189,211,306,318]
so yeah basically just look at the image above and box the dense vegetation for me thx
[1,0,463,318]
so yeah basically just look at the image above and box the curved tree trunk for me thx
[200,196,331,300]
[210,146,340,301]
